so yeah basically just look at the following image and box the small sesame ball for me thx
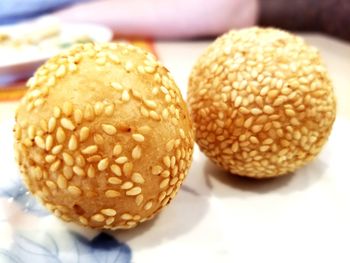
[14,42,194,229]
[188,27,336,178]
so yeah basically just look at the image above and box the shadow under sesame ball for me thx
[13,42,194,230]
[188,27,336,178]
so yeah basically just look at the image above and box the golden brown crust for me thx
[14,42,194,229]
[188,27,336,178]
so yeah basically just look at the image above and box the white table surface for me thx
[1,34,350,263]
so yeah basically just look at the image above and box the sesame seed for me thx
[108,54,120,63]
[273,97,285,106]
[234,96,242,107]
[281,87,292,95]
[160,86,169,94]
[56,65,66,77]
[87,155,102,163]
[68,63,77,72]
[250,136,259,144]
[67,185,82,196]
[91,213,105,222]
[145,66,156,73]
[252,125,263,133]
[94,102,104,115]
[179,129,185,139]
[149,111,160,121]
[47,76,56,87]
[75,154,85,167]
[51,145,63,154]
[122,90,130,102]
[101,208,117,216]
[97,158,109,171]
[126,187,142,196]
[84,104,94,121]
[121,181,133,190]
[115,156,128,164]
[34,136,45,149]
[79,216,88,225]
[113,144,122,156]
[60,118,75,131]
[251,108,262,115]
[285,109,296,117]
[263,105,274,114]
[28,125,36,139]
[110,164,121,176]
[57,175,67,189]
[163,156,171,168]
[79,127,90,142]
[165,94,172,103]
[68,135,78,151]
[160,178,170,189]
[46,180,57,191]
[131,173,144,184]
[162,108,169,119]
[45,155,56,163]
[62,152,74,166]
[93,134,104,145]
[152,165,163,175]
[144,99,157,109]
[63,166,73,179]
[161,197,170,207]
[111,82,123,91]
[140,106,149,117]
[138,125,151,134]
[158,191,166,202]
[121,213,133,220]
[131,145,142,159]
[132,134,144,142]
[102,124,117,135]
[260,145,270,152]
[105,190,120,198]
[166,139,175,152]
[87,165,95,178]
[45,135,53,151]
[105,104,115,116]
[106,217,115,225]
[81,145,98,155]
[48,117,56,133]
[144,201,153,210]
[108,177,122,184]
[73,166,85,176]
[263,138,274,145]
[62,102,73,116]
[123,162,133,176]
[127,221,137,227]
[161,170,170,178]
[124,61,133,71]
[170,177,179,186]
[135,194,144,206]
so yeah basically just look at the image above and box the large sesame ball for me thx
[14,43,194,229]
[188,27,336,178]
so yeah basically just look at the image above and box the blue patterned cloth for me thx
[0,176,132,263]
[0,0,87,25]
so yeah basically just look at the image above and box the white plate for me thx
[0,18,113,85]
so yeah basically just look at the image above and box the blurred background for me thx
[0,0,349,88]
[1,2,350,262]
[0,0,349,117]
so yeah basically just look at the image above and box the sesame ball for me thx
[13,42,194,229]
[188,27,336,178]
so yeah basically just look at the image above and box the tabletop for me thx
[1,33,350,263]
